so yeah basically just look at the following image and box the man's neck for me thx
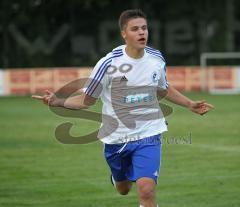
[125,46,144,59]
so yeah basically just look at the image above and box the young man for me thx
[32,9,213,207]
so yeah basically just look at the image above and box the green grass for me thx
[0,93,239,207]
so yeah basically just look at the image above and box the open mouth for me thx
[138,38,146,42]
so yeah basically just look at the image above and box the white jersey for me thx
[85,45,168,144]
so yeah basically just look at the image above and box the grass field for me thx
[0,93,239,207]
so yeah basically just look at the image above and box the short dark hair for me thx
[118,9,147,31]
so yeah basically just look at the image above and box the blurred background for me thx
[1,0,240,67]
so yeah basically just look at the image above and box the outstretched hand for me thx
[32,90,62,107]
[188,100,214,115]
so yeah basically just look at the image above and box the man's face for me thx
[121,17,148,50]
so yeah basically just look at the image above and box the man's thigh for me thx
[127,135,161,183]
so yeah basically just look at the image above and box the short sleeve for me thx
[158,63,169,90]
[84,53,112,98]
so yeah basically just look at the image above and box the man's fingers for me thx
[193,100,214,111]
[200,109,209,115]
[200,106,213,115]
[32,95,44,100]
[32,91,55,106]
[32,94,50,105]
[194,100,206,106]
[203,103,214,109]
[45,90,53,95]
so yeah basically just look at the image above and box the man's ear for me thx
[121,30,126,39]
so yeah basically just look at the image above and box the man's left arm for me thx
[162,85,214,115]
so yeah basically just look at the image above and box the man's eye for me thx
[131,27,138,31]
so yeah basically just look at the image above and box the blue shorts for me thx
[104,134,161,183]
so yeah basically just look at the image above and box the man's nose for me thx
[139,29,144,35]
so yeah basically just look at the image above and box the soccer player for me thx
[32,9,214,207]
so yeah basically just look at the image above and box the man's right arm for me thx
[32,53,112,109]
[62,93,97,109]
[32,89,97,109]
